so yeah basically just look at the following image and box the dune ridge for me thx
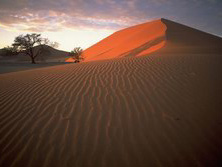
[83,18,222,61]
[83,19,167,61]
[1,53,222,167]
[160,18,222,54]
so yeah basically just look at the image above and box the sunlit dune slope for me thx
[83,18,222,61]
[83,19,167,61]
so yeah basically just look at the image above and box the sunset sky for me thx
[0,0,221,51]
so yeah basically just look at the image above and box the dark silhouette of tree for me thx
[69,47,84,63]
[12,33,59,64]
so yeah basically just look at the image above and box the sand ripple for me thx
[0,54,222,167]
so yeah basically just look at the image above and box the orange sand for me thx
[83,19,167,61]
[65,57,75,62]
[0,18,222,167]
[83,18,222,61]
[1,54,222,167]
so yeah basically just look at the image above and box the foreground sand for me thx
[0,62,69,74]
[0,53,222,167]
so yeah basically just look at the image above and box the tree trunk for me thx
[29,48,36,64]
[30,56,36,64]
[32,57,36,64]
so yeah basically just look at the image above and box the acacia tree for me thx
[12,33,58,64]
[69,47,84,63]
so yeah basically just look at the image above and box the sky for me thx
[0,0,221,51]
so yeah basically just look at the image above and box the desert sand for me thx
[0,19,222,167]
[83,18,222,61]
[0,62,70,74]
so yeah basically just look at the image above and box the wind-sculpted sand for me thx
[83,18,222,62]
[1,53,222,167]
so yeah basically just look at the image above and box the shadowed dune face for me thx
[83,19,222,62]
[0,54,222,167]
[160,19,222,54]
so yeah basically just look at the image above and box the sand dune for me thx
[0,45,69,63]
[160,19,222,54]
[0,53,222,167]
[1,18,222,167]
[83,18,222,61]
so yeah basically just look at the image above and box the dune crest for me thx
[1,18,222,167]
[83,18,222,61]
[83,19,167,61]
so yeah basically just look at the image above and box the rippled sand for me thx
[0,54,222,167]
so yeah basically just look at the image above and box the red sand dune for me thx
[83,18,222,61]
[65,57,75,62]
[1,18,222,167]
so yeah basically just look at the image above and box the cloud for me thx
[0,0,221,36]
[0,0,143,32]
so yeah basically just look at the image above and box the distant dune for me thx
[0,19,222,167]
[0,45,69,63]
[83,18,222,61]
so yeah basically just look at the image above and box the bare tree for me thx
[69,47,84,63]
[12,33,58,64]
